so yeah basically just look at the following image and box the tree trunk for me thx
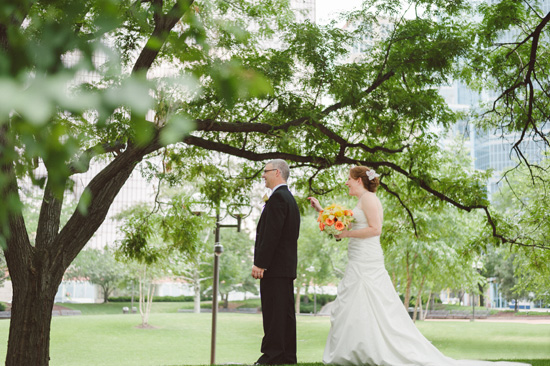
[1,134,66,366]
[223,293,229,309]
[139,264,154,326]
[295,283,302,314]
[413,275,426,322]
[403,252,417,309]
[390,269,397,288]
[146,283,154,325]
[478,283,485,307]
[103,285,110,303]
[423,291,432,320]
[4,141,161,364]
[5,265,60,366]
[193,268,201,313]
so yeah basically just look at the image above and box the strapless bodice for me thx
[347,205,384,263]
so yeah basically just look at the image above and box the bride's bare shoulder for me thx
[359,192,379,211]
[360,191,377,203]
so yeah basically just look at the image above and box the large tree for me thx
[0,0,287,364]
[1,0,550,365]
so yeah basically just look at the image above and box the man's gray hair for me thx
[268,159,290,181]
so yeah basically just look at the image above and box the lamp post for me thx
[210,204,251,365]
[210,236,223,365]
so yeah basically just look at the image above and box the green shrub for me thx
[234,299,261,308]
[108,295,213,302]
[299,294,336,313]
[300,294,336,306]
[0,302,5,311]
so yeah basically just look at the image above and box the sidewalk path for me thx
[425,317,550,325]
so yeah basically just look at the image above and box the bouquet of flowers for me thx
[317,203,354,239]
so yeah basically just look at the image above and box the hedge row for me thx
[108,295,213,302]
[300,294,336,306]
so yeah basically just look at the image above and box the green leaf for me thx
[159,115,196,146]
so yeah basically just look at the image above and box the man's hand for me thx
[251,265,265,279]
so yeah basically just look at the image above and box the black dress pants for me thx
[256,277,297,365]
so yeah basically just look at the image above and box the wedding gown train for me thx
[322,205,530,366]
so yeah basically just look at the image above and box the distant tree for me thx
[490,157,550,307]
[65,246,127,303]
[497,253,520,311]
[382,143,485,312]
[215,229,256,309]
[170,229,213,313]
[116,194,210,325]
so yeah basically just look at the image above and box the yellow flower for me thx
[316,203,355,239]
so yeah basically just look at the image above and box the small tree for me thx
[215,230,256,309]
[170,230,213,313]
[116,194,210,325]
[490,157,550,306]
[65,246,127,303]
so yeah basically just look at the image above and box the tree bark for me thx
[222,293,229,309]
[423,291,432,320]
[6,270,58,366]
[412,275,426,322]
[193,267,201,313]
[3,139,160,365]
[3,191,62,366]
[295,284,302,314]
[403,251,417,309]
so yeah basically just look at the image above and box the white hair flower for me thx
[366,169,380,181]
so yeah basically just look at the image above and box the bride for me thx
[308,166,530,366]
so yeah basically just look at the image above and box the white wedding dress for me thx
[322,205,530,366]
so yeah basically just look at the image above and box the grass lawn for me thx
[0,309,548,366]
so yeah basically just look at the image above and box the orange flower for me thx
[325,218,335,226]
[319,222,325,231]
[317,211,324,222]
[345,210,353,216]
[335,221,345,231]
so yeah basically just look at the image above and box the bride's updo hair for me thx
[350,166,380,193]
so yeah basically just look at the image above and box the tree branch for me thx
[132,0,195,74]
[0,124,34,285]
[69,141,127,175]
[35,180,64,250]
[379,181,418,237]
[182,134,548,249]
[51,137,162,273]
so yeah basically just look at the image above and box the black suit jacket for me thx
[254,185,300,279]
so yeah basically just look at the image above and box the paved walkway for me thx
[319,302,550,324]
[425,317,550,325]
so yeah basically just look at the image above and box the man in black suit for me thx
[252,159,300,365]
